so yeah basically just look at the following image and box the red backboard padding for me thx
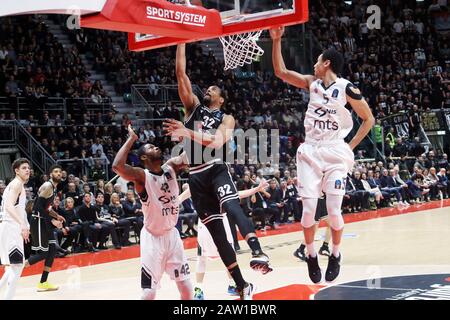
[80,0,222,39]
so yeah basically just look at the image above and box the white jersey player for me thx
[112,125,192,300]
[271,27,375,284]
[0,158,31,300]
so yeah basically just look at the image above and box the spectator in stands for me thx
[90,159,107,181]
[77,193,102,252]
[94,193,123,249]
[56,197,82,254]
[409,168,431,202]
[266,179,283,227]
[95,179,105,196]
[408,105,422,139]
[113,183,125,200]
[438,153,449,169]
[425,150,438,169]
[393,138,409,158]
[380,169,410,206]
[250,182,272,231]
[427,167,443,200]
[120,190,141,244]
[64,182,83,207]
[285,177,301,222]
[347,172,371,211]
[82,183,95,205]
[361,172,389,209]
[278,180,292,223]
[437,168,449,199]
[104,183,113,205]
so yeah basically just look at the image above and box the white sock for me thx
[141,288,156,300]
[4,265,23,300]
[0,267,12,289]
[306,243,316,258]
[195,282,203,290]
[332,244,340,258]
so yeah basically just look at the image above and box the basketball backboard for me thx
[127,0,308,51]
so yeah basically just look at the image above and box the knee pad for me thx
[196,256,207,274]
[301,198,318,228]
[141,288,156,300]
[326,195,345,231]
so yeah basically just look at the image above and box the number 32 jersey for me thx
[141,164,179,236]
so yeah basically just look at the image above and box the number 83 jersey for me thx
[141,164,180,236]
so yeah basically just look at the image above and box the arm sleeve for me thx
[346,82,363,100]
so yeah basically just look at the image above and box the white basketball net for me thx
[219,31,264,70]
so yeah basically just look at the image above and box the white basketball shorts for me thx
[296,139,354,198]
[140,227,190,289]
[0,220,25,265]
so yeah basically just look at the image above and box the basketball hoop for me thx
[219,30,264,70]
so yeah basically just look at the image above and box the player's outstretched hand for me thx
[163,119,189,138]
[269,26,285,40]
[51,219,63,229]
[21,227,30,243]
[258,179,269,191]
[127,124,138,142]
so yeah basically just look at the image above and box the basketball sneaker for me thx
[325,253,342,282]
[305,255,322,284]
[37,282,59,292]
[227,284,239,296]
[193,287,204,300]
[293,245,306,261]
[250,252,273,274]
[239,283,256,300]
[318,243,331,256]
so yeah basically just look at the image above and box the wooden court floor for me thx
[1,199,449,300]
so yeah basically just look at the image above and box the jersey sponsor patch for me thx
[335,178,347,190]
[164,171,173,181]
[332,89,339,98]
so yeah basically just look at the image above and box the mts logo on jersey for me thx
[314,107,339,131]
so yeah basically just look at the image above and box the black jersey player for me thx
[163,44,272,298]
[25,164,65,292]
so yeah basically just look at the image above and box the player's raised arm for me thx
[238,179,269,199]
[346,84,375,150]
[176,44,200,116]
[179,179,269,204]
[270,26,315,90]
[112,125,146,190]
[178,187,191,203]
[163,114,235,149]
